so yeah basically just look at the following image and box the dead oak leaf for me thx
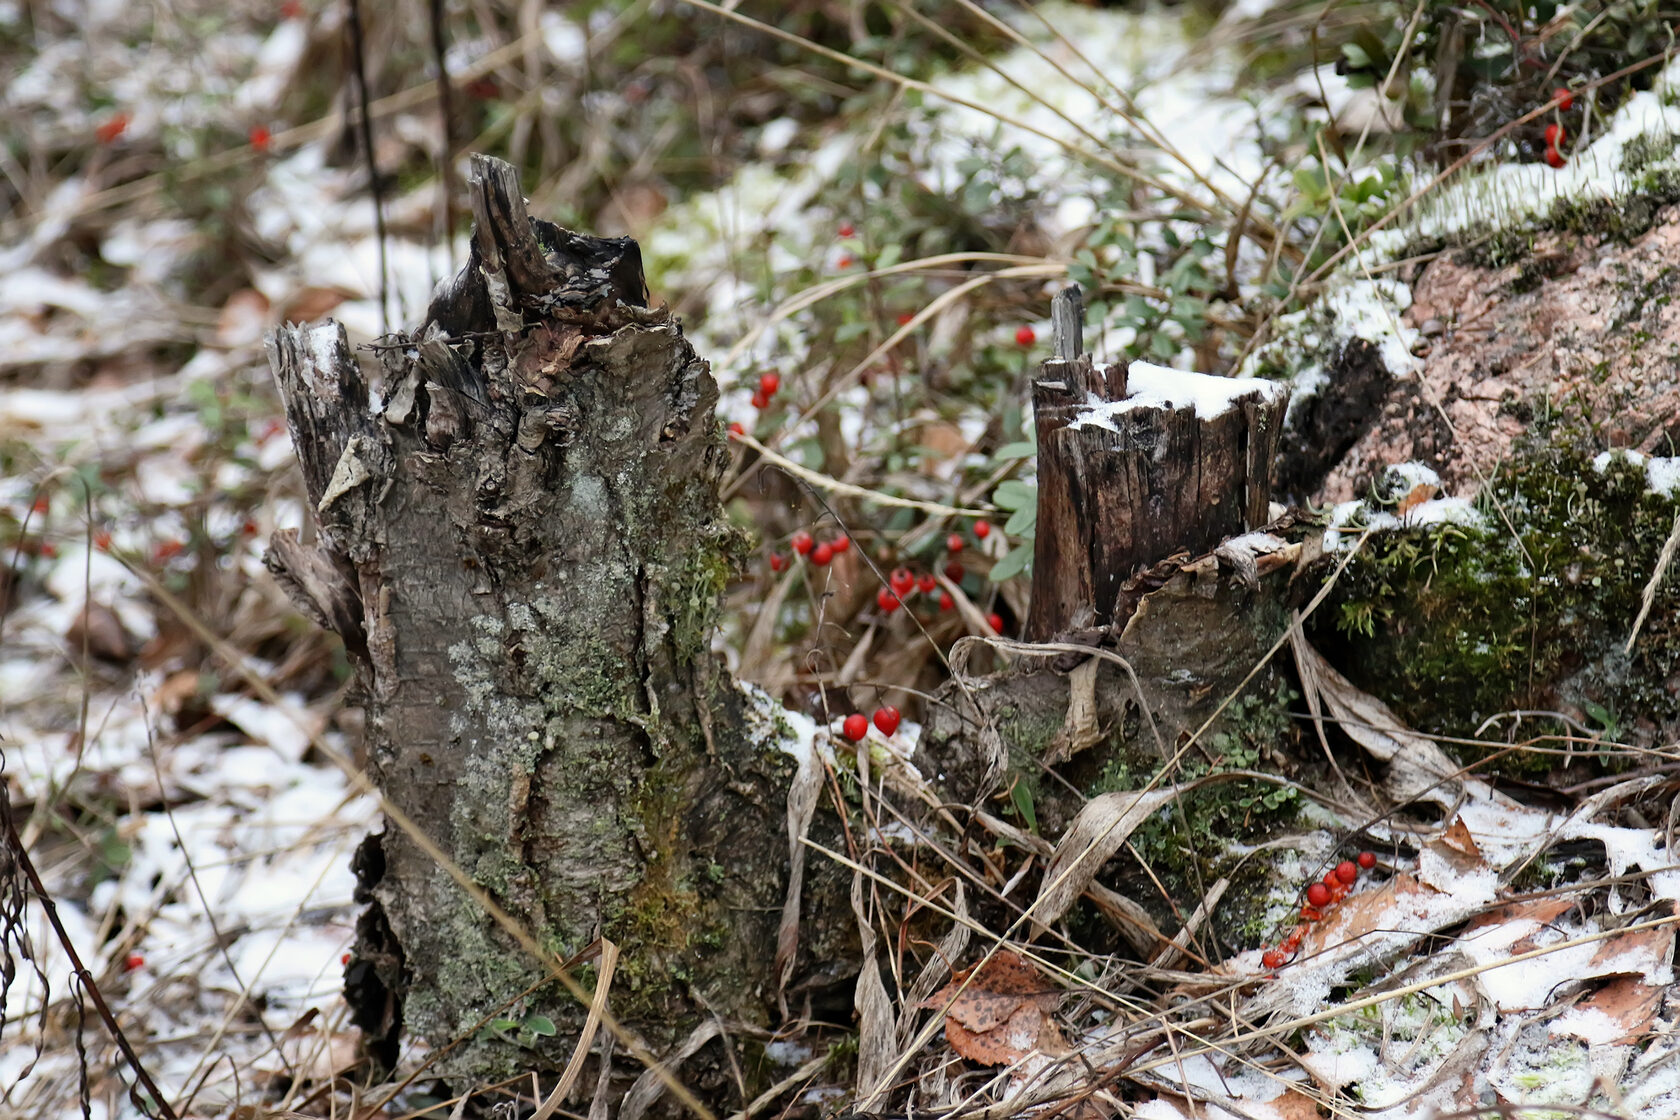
[924,950,1066,1065]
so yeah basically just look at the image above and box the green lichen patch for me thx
[1315,424,1680,769]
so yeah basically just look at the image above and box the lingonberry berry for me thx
[124,954,145,971]
[947,533,964,553]
[1014,326,1035,347]
[917,573,936,593]
[838,222,856,239]
[836,254,853,269]
[890,567,916,596]
[792,531,814,555]
[751,388,770,409]
[1357,851,1376,869]
[811,542,834,566]
[1261,949,1286,970]
[769,553,786,572]
[1544,122,1565,147]
[876,587,902,612]
[1335,860,1359,885]
[842,713,869,741]
[896,312,914,326]
[944,560,965,582]
[873,706,901,735]
[1305,882,1331,908]
[759,371,781,396]
[987,612,1004,634]
[938,592,954,611]
[250,125,272,152]
[1301,904,1323,922]
[831,534,850,552]
[974,520,991,539]
[728,422,744,437]
[1544,146,1567,168]
[1553,87,1573,111]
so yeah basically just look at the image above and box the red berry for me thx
[792,531,814,555]
[1301,904,1323,922]
[96,114,129,144]
[1014,326,1035,347]
[241,519,259,537]
[1554,87,1574,111]
[946,533,964,553]
[31,496,48,515]
[1306,882,1331,908]
[1357,851,1376,869]
[896,312,914,326]
[838,222,855,239]
[872,706,901,735]
[842,713,869,741]
[124,954,144,972]
[836,254,853,269]
[1324,870,1341,887]
[154,540,183,562]
[1544,146,1567,168]
[751,388,770,409]
[938,592,954,611]
[249,125,272,152]
[830,534,850,552]
[890,567,915,595]
[811,542,833,566]
[280,0,304,16]
[759,371,781,396]
[916,573,936,593]
[1261,949,1285,970]
[769,553,786,572]
[944,560,965,582]
[1336,861,1359,885]
[1282,928,1304,952]
[1544,122,1565,147]
[987,612,1004,634]
[876,587,902,612]
[93,530,112,551]
[974,520,991,539]
[341,952,351,965]
[728,421,744,437]
[39,543,57,558]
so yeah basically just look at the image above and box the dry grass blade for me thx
[774,744,825,1006]
[530,938,620,1120]
[1032,786,1185,932]
[619,1019,722,1120]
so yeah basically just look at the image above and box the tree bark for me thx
[265,156,814,1090]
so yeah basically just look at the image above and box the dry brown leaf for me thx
[1034,786,1182,931]
[1396,480,1439,516]
[924,950,1065,1066]
[66,601,133,662]
[1565,975,1665,1044]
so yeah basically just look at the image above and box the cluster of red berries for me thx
[750,370,781,411]
[841,705,900,741]
[1542,87,1573,169]
[1259,850,1378,971]
[771,529,850,571]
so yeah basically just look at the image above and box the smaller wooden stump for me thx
[1027,319,1289,641]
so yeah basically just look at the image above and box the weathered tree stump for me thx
[1027,287,1290,641]
[265,156,830,1092]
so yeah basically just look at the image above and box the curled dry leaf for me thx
[923,949,1067,1066]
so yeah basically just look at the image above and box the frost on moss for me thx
[1313,425,1680,764]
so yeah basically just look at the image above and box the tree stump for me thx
[265,156,815,1089]
[1027,287,1290,640]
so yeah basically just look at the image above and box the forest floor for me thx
[3,1,1679,1118]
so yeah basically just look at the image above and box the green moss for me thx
[1316,421,1680,770]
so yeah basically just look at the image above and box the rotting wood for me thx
[265,155,852,1092]
[1027,286,1290,641]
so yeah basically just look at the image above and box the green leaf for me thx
[875,243,902,270]
[993,440,1037,461]
[990,543,1031,582]
[1009,777,1037,833]
[523,1014,557,1037]
[993,479,1036,511]
[489,1019,521,1033]
[1003,504,1036,538]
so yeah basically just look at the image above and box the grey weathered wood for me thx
[265,155,842,1090]
[1051,284,1084,362]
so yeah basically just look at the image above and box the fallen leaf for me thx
[66,601,134,662]
[924,950,1066,1066]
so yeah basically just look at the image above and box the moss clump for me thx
[1316,423,1680,768]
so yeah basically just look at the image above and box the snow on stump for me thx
[1027,287,1290,641]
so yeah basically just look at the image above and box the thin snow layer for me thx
[1370,57,1680,260]
[1240,276,1419,408]
[1593,448,1680,496]
[1321,494,1485,551]
[1068,361,1287,428]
